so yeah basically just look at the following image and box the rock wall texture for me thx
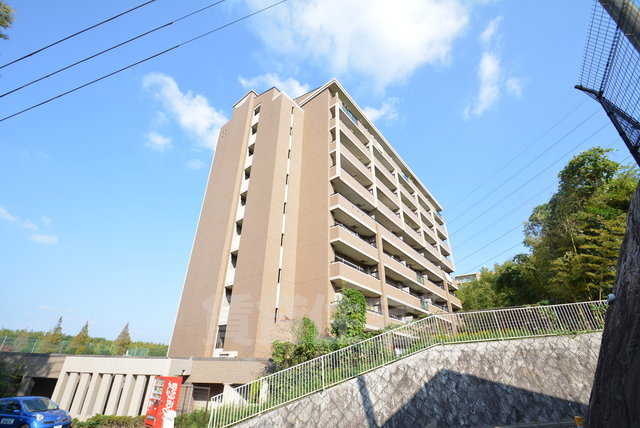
[587,183,640,427]
[236,333,602,428]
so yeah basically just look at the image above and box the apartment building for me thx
[168,79,461,360]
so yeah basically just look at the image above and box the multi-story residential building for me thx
[454,272,482,286]
[168,79,460,360]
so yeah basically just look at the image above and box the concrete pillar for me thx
[80,373,101,418]
[51,372,69,404]
[116,374,135,416]
[58,372,79,411]
[140,376,156,416]
[104,374,124,415]
[126,375,148,416]
[92,374,112,416]
[69,373,91,417]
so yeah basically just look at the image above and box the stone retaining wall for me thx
[237,333,601,428]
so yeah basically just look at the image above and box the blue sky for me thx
[0,0,629,343]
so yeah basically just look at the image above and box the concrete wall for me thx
[237,333,601,428]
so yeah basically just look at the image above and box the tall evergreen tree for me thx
[39,317,64,353]
[68,322,91,354]
[113,323,131,355]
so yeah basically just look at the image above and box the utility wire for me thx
[447,98,590,213]
[448,109,601,226]
[0,0,158,70]
[456,153,632,273]
[0,0,227,99]
[449,126,612,236]
[469,242,524,273]
[0,0,288,123]
[452,182,555,250]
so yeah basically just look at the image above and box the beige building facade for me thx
[169,79,460,360]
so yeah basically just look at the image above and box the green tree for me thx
[113,323,131,355]
[456,268,503,310]
[0,360,23,397]
[39,317,64,353]
[0,1,14,40]
[330,288,366,339]
[68,322,91,355]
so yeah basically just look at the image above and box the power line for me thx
[447,98,590,213]
[448,127,612,236]
[456,153,633,273]
[448,108,601,225]
[0,0,227,99]
[452,182,555,250]
[456,223,523,265]
[0,0,288,123]
[0,0,158,70]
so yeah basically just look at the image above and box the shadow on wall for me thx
[0,353,65,398]
[357,369,587,428]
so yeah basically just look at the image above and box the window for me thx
[251,124,258,135]
[277,268,282,282]
[287,149,291,159]
[216,325,226,348]
[225,288,232,304]
[280,234,284,245]
[274,308,279,323]
[283,202,287,214]
[231,254,237,268]
[236,223,242,236]
[254,105,261,115]
[248,146,254,156]
[285,174,289,185]
[244,170,250,180]
[240,195,247,206]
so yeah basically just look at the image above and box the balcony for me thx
[330,223,378,262]
[402,208,421,232]
[376,182,400,211]
[374,163,397,191]
[434,211,445,225]
[338,142,373,186]
[372,143,397,176]
[365,310,385,330]
[330,260,382,296]
[379,228,441,279]
[399,185,417,211]
[427,302,448,314]
[436,224,447,240]
[373,201,403,233]
[330,166,376,211]
[440,256,455,273]
[385,284,427,315]
[330,193,376,233]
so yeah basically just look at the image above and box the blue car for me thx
[0,396,71,428]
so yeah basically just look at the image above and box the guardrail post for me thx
[321,358,326,390]
[0,336,6,351]
[493,312,503,340]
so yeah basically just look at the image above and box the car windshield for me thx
[22,398,58,412]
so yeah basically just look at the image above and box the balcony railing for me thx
[208,300,607,428]
[334,254,379,279]
[332,222,376,248]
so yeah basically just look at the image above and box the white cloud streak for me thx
[238,73,310,98]
[30,234,59,245]
[246,0,470,90]
[465,17,525,118]
[186,159,206,170]
[145,132,173,152]
[143,73,227,151]
[363,98,399,124]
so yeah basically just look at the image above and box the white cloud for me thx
[143,73,227,151]
[145,132,173,152]
[246,0,470,89]
[30,234,59,244]
[1,205,41,231]
[480,16,502,45]
[363,98,399,124]
[0,205,18,222]
[238,73,310,98]
[465,18,525,118]
[506,77,524,97]
[186,159,206,170]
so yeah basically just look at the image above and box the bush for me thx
[72,414,145,427]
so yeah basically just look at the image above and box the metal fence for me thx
[208,300,607,428]
[0,336,150,356]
